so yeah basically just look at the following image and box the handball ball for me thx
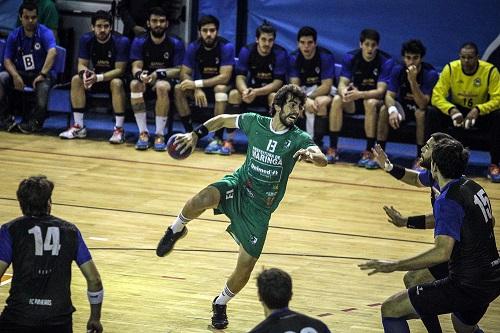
[167,134,192,160]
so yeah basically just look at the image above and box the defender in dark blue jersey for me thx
[59,10,130,144]
[0,2,56,133]
[327,29,393,168]
[249,268,331,333]
[129,7,185,151]
[377,40,439,168]
[0,176,103,333]
[175,15,235,154]
[360,139,500,333]
[289,26,335,151]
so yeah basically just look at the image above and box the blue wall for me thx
[199,0,499,70]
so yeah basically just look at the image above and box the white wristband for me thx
[88,289,104,304]
[96,74,104,82]
[388,106,398,115]
[384,161,394,172]
[194,80,204,88]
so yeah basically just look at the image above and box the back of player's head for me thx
[148,6,168,20]
[297,26,317,42]
[17,175,54,217]
[198,15,219,31]
[256,21,276,38]
[360,29,380,44]
[460,42,479,56]
[430,132,453,143]
[91,10,112,26]
[18,1,38,16]
[271,84,306,116]
[401,39,426,57]
[257,268,292,309]
[431,139,469,179]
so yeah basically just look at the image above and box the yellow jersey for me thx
[432,60,500,115]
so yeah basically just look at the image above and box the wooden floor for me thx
[0,131,499,333]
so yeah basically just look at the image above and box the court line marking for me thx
[2,146,497,199]
[0,197,434,246]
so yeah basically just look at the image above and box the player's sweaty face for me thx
[200,24,217,47]
[93,19,111,41]
[403,53,422,70]
[279,96,303,127]
[148,15,168,37]
[459,47,479,74]
[419,138,435,169]
[20,9,38,32]
[298,36,316,59]
[257,33,275,56]
[360,39,378,61]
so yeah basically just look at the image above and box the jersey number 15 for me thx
[474,189,492,223]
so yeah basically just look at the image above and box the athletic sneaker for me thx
[109,127,125,144]
[59,124,87,139]
[0,116,16,132]
[204,139,222,154]
[357,150,372,167]
[18,119,42,134]
[365,157,380,169]
[211,296,229,329]
[326,147,339,164]
[135,131,150,150]
[156,226,188,257]
[154,135,167,151]
[219,140,234,156]
[487,164,500,183]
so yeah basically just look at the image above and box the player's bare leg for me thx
[156,186,220,257]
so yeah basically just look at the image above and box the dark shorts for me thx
[0,315,72,333]
[428,261,449,280]
[408,277,499,325]
[210,174,271,258]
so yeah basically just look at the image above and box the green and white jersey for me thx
[234,113,315,212]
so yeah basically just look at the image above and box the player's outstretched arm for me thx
[80,260,103,333]
[372,144,422,187]
[383,206,435,229]
[293,146,327,167]
[175,115,240,154]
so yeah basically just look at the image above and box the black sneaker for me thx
[18,119,42,134]
[211,296,229,329]
[155,226,187,257]
[0,116,17,132]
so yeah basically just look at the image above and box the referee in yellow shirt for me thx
[427,42,500,182]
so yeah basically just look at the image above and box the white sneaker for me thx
[59,125,87,139]
[109,127,125,144]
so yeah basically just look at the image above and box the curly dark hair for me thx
[257,268,292,309]
[17,175,54,216]
[270,84,306,116]
[431,139,469,179]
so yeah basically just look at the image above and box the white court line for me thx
[89,237,109,241]
[0,274,13,286]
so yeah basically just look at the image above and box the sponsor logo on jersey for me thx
[250,235,258,245]
[416,286,424,295]
[252,147,282,165]
[215,57,219,65]
[373,68,379,76]
[29,298,52,306]
[268,63,273,71]
[474,78,481,87]
[108,50,112,58]
[284,140,291,149]
[225,189,234,199]
[315,66,320,74]
[34,42,41,50]
[164,51,170,59]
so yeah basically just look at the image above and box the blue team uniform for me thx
[4,23,56,78]
[182,37,234,80]
[340,49,393,91]
[288,46,335,87]
[130,34,185,72]
[78,31,130,74]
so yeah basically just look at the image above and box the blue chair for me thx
[0,39,6,71]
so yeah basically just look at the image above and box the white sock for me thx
[155,116,167,135]
[215,284,236,305]
[115,115,125,128]
[305,112,315,137]
[73,112,84,127]
[170,213,191,233]
[134,112,148,133]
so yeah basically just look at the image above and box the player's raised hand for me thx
[175,132,197,155]
[358,259,398,275]
[383,205,407,227]
[293,148,313,162]
[371,144,390,169]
